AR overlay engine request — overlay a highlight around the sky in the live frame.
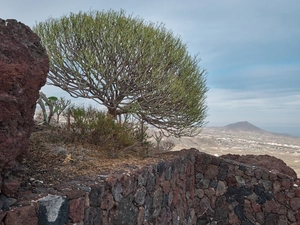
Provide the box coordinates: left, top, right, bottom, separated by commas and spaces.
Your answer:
1, 0, 300, 136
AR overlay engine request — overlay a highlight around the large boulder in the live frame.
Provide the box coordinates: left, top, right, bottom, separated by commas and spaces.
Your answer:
220, 154, 297, 179
0, 19, 48, 172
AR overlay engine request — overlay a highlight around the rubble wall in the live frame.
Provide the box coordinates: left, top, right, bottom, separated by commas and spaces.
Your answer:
1, 149, 300, 224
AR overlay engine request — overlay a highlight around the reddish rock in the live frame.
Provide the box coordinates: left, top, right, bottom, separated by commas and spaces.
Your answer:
4, 205, 38, 225
295, 188, 300, 198
277, 205, 287, 215
282, 179, 291, 190
220, 154, 297, 179
61, 189, 86, 199
69, 197, 85, 223
0, 211, 6, 221
228, 211, 240, 225
194, 189, 204, 199
0, 19, 48, 172
204, 188, 215, 198
269, 171, 278, 180
2, 178, 20, 197
226, 176, 238, 187
195, 163, 207, 174
204, 165, 219, 179
252, 202, 261, 213
275, 192, 286, 205
263, 200, 281, 213
173, 187, 179, 208
120, 174, 135, 197
100, 193, 115, 210
295, 209, 300, 222
137, 206, 145, 225
273, 180, 282, 193
244, 200, 256, 223
189, 180, 195, 200
287, 210, 296, 222
162, 180, 170, 194
290, 198, 300, 211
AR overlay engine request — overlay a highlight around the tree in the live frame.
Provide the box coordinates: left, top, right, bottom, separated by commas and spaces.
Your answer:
37, 92, 59, 124
55, 97, 71, 124
37, 92, 71, 124
33, 10, 208, 137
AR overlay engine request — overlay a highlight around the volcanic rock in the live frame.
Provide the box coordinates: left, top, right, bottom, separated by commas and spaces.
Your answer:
220, 154, 297, 179
0, 19, 48, 172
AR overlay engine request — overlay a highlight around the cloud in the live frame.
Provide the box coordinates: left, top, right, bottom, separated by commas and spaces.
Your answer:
166, 1, 300, 69
1, 0, 299, 135
207, 63, 300, 93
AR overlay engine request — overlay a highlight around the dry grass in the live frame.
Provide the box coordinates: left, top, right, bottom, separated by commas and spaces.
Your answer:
13, 124, 169, 191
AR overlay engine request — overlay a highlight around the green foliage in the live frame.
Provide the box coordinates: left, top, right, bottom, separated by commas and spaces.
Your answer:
37, 92, 59, 124
34, 9, 208, 137
69, 105, 136, 149
37, 92, 71, 124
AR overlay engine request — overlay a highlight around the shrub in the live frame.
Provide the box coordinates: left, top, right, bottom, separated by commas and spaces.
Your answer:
69, 105, 136, 155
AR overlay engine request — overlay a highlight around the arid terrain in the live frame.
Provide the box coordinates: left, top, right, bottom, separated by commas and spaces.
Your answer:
158, 121, 300, 177
15, 120, 299, 192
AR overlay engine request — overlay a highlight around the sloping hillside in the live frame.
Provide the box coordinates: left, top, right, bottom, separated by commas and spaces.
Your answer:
225, 121, 265, 133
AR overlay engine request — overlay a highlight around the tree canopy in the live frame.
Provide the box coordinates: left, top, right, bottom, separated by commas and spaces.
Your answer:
33, 10, 208, 137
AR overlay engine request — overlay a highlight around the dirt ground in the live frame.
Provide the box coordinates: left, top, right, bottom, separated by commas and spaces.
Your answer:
13, 125, 168, 191
12, 125, 300, 192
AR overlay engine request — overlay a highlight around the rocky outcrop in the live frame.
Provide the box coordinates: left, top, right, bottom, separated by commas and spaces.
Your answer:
220, 154, 298, 179
1, 149, 300, 224
0, 19, 48, 172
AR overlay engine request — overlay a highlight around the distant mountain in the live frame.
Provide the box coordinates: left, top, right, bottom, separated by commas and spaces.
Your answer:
224, 121, 265, 133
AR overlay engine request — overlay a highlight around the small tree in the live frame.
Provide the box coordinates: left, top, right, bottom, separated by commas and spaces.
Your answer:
37, 92, 59, 124
55, 97, 71, 124
34, 10, 208, 137
153, 131, 163, 150
37, 92, 71, 124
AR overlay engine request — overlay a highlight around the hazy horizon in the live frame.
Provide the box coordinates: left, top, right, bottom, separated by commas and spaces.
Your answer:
206, 121, 300, 137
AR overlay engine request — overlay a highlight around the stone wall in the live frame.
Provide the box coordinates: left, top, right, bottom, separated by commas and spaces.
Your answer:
194, 152, 300, 224
1, 149, 300, 224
